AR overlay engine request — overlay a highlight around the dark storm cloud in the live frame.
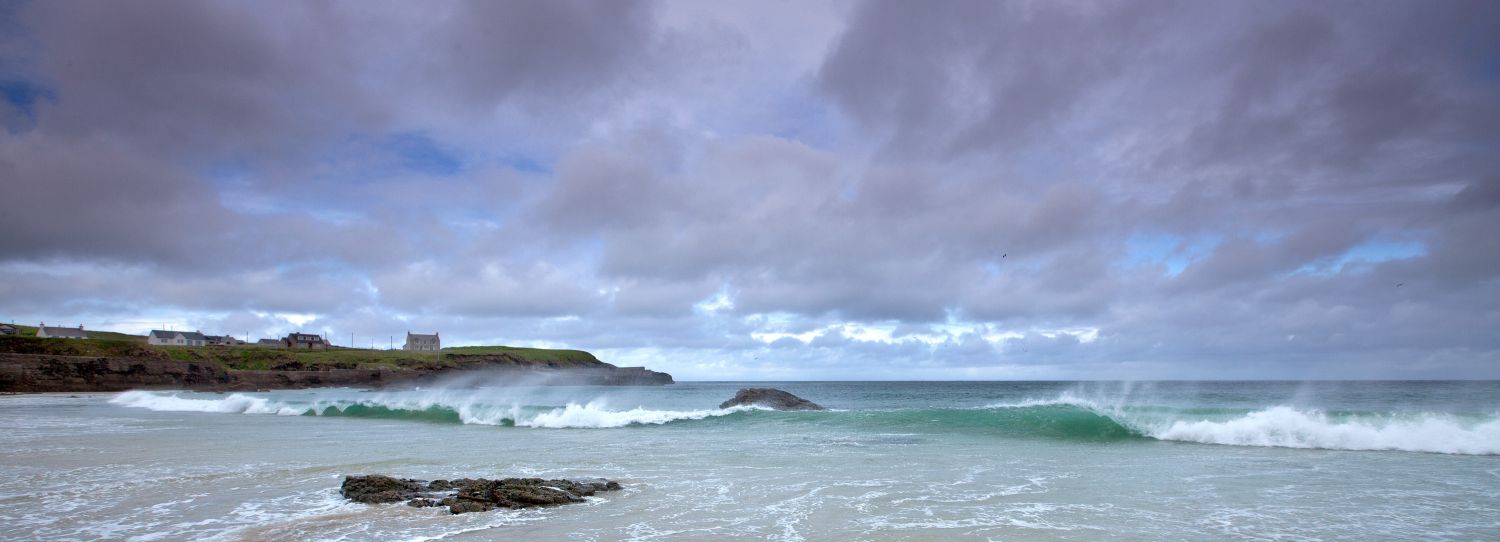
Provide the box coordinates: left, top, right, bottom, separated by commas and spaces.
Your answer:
0, 0, 662, 267
2, 0, 1497, 378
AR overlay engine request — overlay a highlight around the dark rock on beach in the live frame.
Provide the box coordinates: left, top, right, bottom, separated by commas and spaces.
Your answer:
341, 475, 622, 515
719, 388, 826, 411
340, 475, 429, 504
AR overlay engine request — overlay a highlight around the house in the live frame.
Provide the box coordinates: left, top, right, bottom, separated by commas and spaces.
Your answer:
36, 323, 88, 339
0, 324, 17, 335
148, 330, 208, 346
283, 332, 330, 350
403, 331, 440, 352
206, 335, 241, 346
256, 338, 283, 347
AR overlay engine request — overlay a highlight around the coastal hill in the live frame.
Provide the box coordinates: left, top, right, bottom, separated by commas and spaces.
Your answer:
0, 326, 672, 391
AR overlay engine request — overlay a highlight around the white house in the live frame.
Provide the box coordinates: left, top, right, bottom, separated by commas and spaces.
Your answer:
148, 330, 208, 346
37, 323, 88, 339
404, 331, 440, 351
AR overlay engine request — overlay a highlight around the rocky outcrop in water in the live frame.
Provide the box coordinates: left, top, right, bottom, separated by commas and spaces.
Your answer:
719, 388, 826, 411
341, 475, 621, 514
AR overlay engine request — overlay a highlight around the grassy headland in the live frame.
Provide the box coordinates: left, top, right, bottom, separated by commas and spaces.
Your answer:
0, 328, 609, 371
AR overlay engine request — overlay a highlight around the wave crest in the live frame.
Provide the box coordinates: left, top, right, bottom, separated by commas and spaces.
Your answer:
1151, 406, 1500, 455
109, 390, 1500, 454
985, 395, 1500, 455
109, 391, 751, 429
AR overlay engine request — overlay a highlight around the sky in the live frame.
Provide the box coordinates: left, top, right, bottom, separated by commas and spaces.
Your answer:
1, 0, 1497, 380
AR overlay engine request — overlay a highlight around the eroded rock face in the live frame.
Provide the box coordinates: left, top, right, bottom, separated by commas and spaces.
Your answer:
718, 388, 826, 411
341, 475, 622, 514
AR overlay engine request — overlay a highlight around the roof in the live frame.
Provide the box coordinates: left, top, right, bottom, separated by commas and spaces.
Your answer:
407, 333, 439, 340
39, 326, 88, 338
287, 333, 325, 342
257, 339, 281, 344
150, 330, 207, 341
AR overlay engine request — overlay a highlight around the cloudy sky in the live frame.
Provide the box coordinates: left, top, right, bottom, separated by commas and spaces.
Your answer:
2, 0, 1497, 380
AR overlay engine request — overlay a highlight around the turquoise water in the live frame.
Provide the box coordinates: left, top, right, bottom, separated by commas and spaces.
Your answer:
2, 381, 1498, 540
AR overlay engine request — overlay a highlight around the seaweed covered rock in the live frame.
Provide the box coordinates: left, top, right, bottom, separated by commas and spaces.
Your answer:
340, 475, 622, 514
718, 388, 826, 411
340, 475, 427, 503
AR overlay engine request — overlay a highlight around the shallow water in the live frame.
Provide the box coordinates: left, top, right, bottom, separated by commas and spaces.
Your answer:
3, 381, 1498, 541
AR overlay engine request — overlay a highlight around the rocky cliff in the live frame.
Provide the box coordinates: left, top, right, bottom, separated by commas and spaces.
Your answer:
0, 353, 672, 392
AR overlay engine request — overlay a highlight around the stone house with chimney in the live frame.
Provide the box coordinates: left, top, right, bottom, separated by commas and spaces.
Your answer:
36, 323, 88, 339
404, 331, 440, 352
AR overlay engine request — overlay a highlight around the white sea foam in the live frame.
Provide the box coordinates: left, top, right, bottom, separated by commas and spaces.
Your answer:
109, 391, 753, 429
518, 401, 756, 428
109, 390, 305, 416
1151, 406, 1500, 455
986, 393, 1500, 455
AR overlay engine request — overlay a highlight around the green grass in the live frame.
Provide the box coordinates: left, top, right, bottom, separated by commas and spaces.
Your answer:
0, 334, 609, 371
442, 345, 601, 366
0, 335, 161, 358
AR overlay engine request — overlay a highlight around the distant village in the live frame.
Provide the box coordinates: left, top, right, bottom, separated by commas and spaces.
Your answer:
1, 322, 443, 352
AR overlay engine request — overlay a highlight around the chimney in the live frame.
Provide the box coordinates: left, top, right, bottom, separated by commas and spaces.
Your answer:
79, 324, 85, 330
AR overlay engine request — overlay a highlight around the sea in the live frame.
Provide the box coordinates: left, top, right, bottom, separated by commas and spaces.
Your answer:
2, 380, 1498, 541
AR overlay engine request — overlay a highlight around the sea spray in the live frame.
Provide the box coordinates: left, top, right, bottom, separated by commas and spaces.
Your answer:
983, 392, 1500, 454
1152, 406, 1500, 454
109, 390, 755, 429
109, 390, 304, 416
107, 385, 1500, 454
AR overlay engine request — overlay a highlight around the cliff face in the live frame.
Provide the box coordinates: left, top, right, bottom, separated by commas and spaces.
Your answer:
0, 353, 672, 392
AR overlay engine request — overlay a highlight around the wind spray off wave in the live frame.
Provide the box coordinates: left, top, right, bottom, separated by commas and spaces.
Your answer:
108, 387, 1500, 454
983, 394, 1500, 455
109, 390, 756, 429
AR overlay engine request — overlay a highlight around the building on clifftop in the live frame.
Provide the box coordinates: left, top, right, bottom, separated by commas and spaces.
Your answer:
404, 331, 440, 351
148, 330, 208, 346
284, 332, 330, 350
37, 323, 88, 339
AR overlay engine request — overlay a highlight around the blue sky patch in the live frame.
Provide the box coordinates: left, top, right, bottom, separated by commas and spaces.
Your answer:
381, 132, 463, 176
1125, 233, 1223, 276
1, 79, 56, 131
1295, 238, 1427, 276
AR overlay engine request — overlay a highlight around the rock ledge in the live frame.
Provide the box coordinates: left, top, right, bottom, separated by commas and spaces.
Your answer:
341, 474, 621, 514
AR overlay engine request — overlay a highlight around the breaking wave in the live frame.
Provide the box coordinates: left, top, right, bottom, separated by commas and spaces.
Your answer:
980, 394, 1500, 455
1148, 406, 1500, 455
109, 391, 1500, 454
109, 391, 755, 429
